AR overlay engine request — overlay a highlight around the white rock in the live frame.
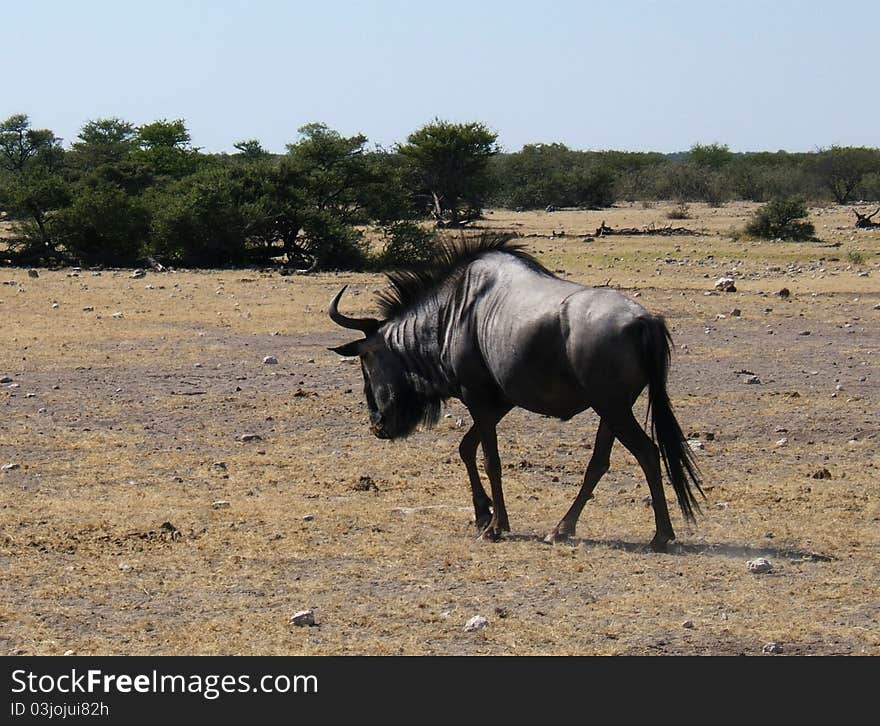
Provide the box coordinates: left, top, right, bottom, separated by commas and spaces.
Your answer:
1, 463, 20, 472
464, 615, 489, 632
687, 440, 704, 451
112, 311, 124, 319
262, 355, 278, 365
776, 438, 788, 446
130, 269, 146, 279
747, 558, 772, 574
290, 609, 316, 627
762, 642, 783, 654
212, 500, 231, 509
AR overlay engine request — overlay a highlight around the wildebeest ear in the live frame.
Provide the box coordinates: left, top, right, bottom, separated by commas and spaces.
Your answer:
328, 340, 362, 357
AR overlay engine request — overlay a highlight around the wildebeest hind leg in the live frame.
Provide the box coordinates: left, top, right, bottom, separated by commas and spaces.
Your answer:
545, 420, 614, 543
602, 408, 675, 552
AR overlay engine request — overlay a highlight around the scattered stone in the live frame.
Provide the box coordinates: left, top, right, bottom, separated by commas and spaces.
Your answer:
687, 440, 704, 451
262, 355, 278, 365
51, 303, 59, 309
464, 615, 489, 632
27, 269, 39, 278
212, 461, 228, 471
776, 437, 788, 447
0, 376, 11, 384
112, 311, 124, 319
744, 375, 761, 384
212, 500, 231, 509
747, 558, 773, 574
353, 475, 379, 492
63, 649, 75, 656
714, 277, 736, 292
777, 288, 790, 298
38, 407, 47, 414
160, 521, 181, 540
130, 269, 146, 279
799, 330, 811, 336
641, 495, 653, 507
682, 620, 695, 629
730, 308, 741, 317
290, 609, 316, 627
1, 463, 20, 472
762, 642, 783, 654
82, 306, 94, 312
811, 468, 832, 480
302, 514, 314, 521
238, 433, 262, 442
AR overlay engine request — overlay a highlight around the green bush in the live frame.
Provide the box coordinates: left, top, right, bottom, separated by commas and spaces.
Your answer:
375, 221, 438, 269
745, 197, 815, 240
53, 181, 148, 265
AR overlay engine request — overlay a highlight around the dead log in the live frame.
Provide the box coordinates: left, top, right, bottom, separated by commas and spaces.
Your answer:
853, 207, 880, 229
595, 221, 702, 237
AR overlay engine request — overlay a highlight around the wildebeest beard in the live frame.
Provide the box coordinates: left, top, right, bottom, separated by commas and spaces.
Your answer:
383, 373, 444, 439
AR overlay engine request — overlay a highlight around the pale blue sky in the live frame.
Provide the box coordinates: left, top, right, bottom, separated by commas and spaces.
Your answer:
3, 0, 877, 153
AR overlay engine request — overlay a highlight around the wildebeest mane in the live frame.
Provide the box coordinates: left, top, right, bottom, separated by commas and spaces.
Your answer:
375, 232, 550, 320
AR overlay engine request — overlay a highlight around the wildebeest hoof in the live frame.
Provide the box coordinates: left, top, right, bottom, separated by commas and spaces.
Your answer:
475, 514, 493, 532
478, 527, 502, 542
544, 522, 575, 544
650, 533, 675, 552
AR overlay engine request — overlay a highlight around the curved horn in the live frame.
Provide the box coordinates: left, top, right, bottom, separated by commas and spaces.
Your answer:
328, 286, 380, 334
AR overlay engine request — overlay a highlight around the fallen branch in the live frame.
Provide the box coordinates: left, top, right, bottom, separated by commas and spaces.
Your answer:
594, 221, 702, 237
853, 207, 880, 229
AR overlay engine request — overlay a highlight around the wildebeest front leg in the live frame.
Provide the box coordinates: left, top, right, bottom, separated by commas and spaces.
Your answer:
459, 424, 493, 531
473, 419, 510, 541
545, 419, 614, 543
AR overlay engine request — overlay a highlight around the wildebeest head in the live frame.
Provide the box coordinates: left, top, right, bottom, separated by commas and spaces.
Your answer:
328, 286, 433, 440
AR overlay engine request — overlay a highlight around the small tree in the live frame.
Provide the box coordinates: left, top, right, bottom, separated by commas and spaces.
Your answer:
815, 146, 880, 204
0, 114, 69, 261
135, 118, 200, 179
69, 118, 139, 170
399, 120, 499, 226
689, 143, 733, 170
745, 197, 815, 240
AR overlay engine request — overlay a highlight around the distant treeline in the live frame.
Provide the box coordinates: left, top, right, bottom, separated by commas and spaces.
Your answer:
2, 113, 878, 269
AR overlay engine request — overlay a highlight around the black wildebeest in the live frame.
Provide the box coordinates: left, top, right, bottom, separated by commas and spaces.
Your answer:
329, 234, 703, 551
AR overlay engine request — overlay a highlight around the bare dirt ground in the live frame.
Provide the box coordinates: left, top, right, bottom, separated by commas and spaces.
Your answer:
1, 202, 878, 655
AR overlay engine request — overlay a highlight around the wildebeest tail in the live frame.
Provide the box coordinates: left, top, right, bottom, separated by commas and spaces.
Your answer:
641, 315, 704, 522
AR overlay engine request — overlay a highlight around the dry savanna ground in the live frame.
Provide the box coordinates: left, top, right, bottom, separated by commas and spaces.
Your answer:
1, 202, 878, 655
